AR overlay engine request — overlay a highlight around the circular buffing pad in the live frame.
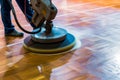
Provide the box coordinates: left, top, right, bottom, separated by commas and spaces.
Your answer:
23, 33, 76, 54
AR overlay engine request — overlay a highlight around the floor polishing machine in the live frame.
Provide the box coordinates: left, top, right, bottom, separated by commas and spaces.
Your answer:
7, 0, 81, 54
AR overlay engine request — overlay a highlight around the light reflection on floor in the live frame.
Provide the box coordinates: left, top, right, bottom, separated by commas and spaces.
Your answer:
0, 0, 120, 80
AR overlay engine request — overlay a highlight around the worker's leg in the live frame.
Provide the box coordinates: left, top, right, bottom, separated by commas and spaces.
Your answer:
1, 0, 15, 34
16, 0, 33, 22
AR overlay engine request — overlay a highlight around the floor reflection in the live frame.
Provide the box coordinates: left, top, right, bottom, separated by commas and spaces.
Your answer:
2, 50, 74, 80
1, 0, 120, 80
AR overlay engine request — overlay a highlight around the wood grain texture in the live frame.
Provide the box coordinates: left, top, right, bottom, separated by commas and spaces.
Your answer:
0, 0, 120, 80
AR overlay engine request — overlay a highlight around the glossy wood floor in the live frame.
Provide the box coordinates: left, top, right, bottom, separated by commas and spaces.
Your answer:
0, 0, 120, 80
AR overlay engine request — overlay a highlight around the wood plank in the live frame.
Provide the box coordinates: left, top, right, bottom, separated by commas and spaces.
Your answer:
0, 0, 120, 80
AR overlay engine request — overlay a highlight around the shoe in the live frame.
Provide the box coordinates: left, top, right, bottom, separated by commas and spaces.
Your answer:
5, 30, 24, 37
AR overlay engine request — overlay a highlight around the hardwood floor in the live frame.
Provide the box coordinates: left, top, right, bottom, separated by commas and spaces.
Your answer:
0, 0, 120, 80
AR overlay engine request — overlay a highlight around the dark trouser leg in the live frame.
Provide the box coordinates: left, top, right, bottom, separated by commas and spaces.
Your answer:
15, 0, 35, 27
1, 0, 14, 34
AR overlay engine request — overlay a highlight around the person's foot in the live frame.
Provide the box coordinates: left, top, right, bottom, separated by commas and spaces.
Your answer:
5, 30, 24, 37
